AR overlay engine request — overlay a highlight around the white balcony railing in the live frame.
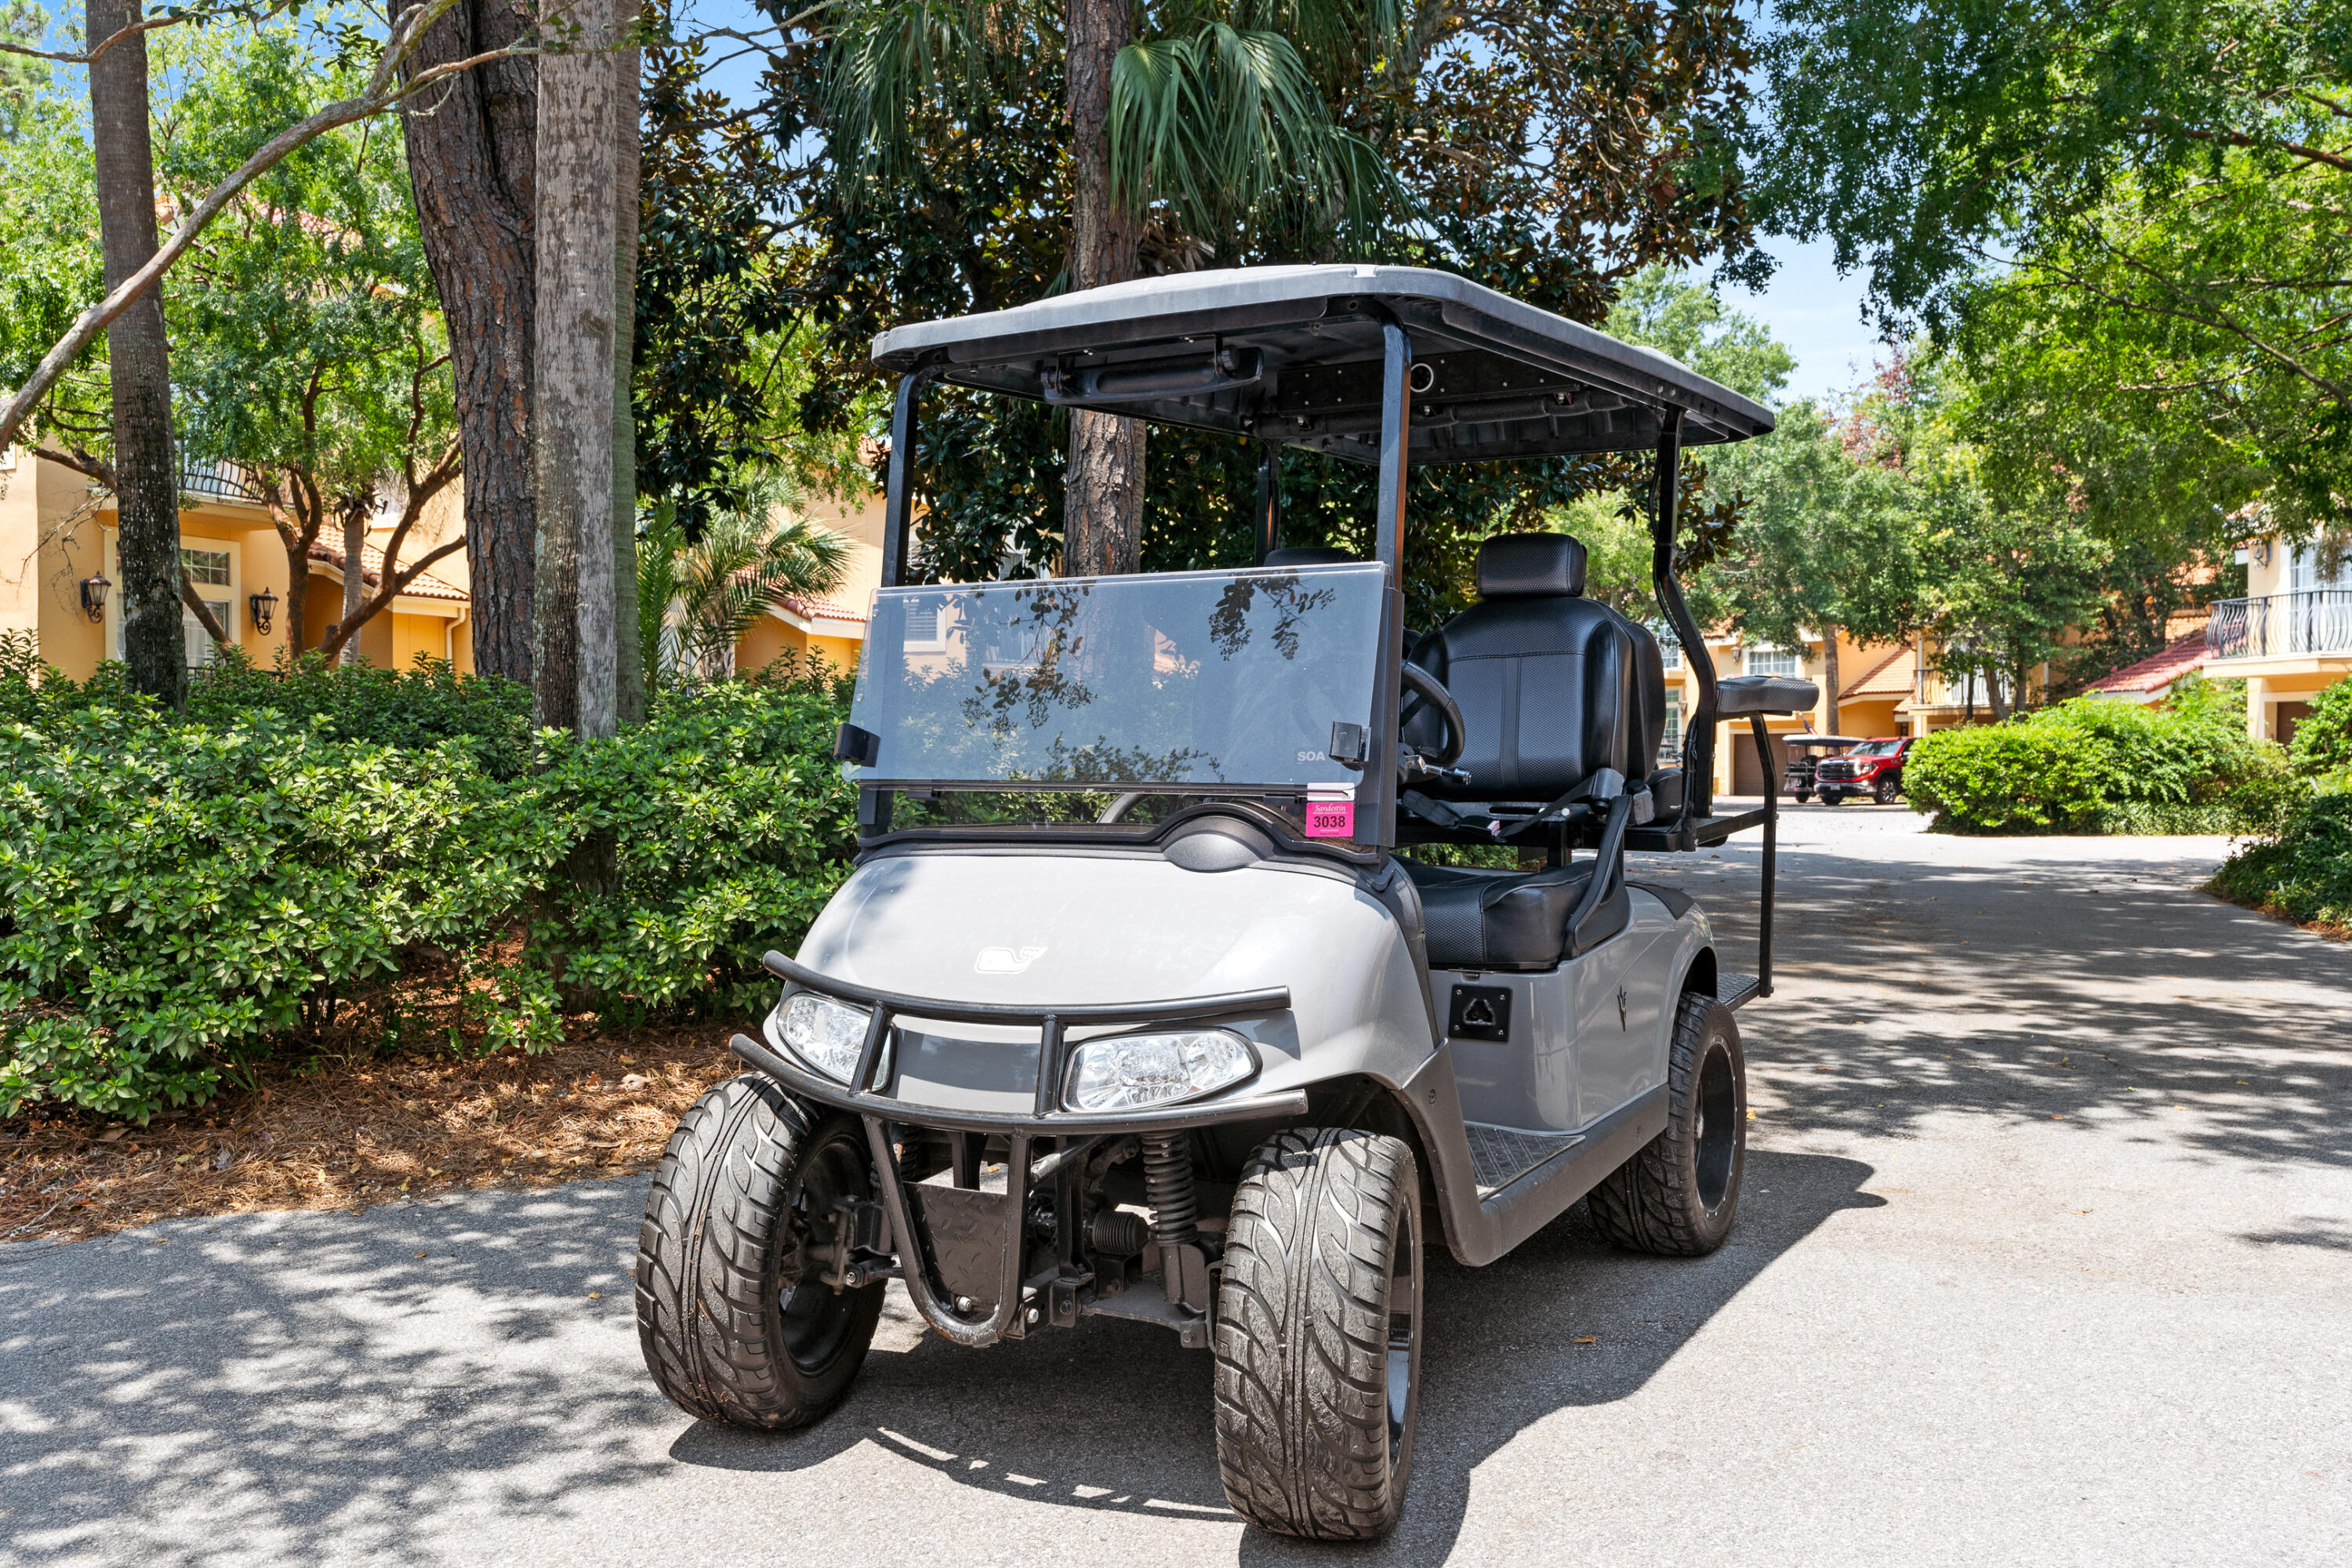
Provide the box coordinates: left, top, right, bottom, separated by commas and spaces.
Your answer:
2207, 591, 2352, 660
1914, 669, 1991, 708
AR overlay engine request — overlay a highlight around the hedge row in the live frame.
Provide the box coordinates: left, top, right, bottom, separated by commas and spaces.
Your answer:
2212, 674, 2352, 929
0, 640, 855, 1120
1901, 680, 2292, 835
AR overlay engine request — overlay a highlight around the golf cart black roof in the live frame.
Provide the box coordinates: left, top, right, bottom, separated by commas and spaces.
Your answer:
870, 265, 1774, 466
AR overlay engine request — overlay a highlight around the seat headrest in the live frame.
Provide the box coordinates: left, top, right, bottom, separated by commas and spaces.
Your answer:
1262, 545, 1357, 568
1476, 533, 1586, 599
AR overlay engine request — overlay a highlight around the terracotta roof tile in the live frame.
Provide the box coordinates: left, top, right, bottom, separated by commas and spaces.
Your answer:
775, 592, 867, 626
1839, 643, 1916, 699
2087, 633, 2210, 695
307, 539, 468, 603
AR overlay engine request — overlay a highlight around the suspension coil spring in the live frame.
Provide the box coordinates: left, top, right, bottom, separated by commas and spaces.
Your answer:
1140, 1132, 1199, 1248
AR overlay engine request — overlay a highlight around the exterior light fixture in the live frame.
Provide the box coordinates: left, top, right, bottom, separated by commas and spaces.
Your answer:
248, 586, 277, 635
78, 571, 110, 624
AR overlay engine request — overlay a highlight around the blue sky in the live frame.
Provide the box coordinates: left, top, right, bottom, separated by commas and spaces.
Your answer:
1721, 237, 1888, 405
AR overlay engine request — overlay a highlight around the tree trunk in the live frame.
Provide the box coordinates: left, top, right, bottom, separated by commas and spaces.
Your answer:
88, 0, 181, 705
612, 34, 643, 726
1062, 0, 1145, 577
281, 538, 310, 654
339, 499, 369, 665
1987, 663, 2011, 722
1820, 626, 1841, 735
397, 0, 537, 686
532, 0, 622, 738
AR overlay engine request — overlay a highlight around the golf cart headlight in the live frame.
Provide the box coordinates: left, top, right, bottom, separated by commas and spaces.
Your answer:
1065, 1029, 1257, 1112
779, 992, 873, 1083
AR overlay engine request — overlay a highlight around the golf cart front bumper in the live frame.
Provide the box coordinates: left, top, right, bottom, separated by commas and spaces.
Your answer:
728, 950, 1303, 1348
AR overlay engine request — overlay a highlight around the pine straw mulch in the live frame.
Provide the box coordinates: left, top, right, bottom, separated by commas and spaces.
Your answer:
0, 1026, 750, 1245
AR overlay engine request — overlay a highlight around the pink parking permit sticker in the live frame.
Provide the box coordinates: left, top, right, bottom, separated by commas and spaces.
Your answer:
1305, 799, 1356, 838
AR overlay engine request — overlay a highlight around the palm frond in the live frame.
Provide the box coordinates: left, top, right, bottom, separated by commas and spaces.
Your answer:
637, 476, 856, 685
822, 1, 1044, 196
1109, 21, 1403, 252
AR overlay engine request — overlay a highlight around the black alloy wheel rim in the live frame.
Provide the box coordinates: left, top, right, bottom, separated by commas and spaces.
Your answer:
1693, 1036, 1739, 1210
769, 1126, 871, 1374
1385, 1196, 1421, 1479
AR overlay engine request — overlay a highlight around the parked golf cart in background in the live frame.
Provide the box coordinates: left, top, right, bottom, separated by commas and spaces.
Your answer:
1815, 735, 1916, 804
1781, 735, 1862, 803
633, 266, 1815, 1542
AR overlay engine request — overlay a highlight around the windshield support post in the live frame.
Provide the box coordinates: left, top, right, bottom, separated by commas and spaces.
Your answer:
882, 368, 935, 590
866, 367, 937, 839
1650, 408, 1714, 823
1367, 321, 1413, 849
1252, 443, 1281, 564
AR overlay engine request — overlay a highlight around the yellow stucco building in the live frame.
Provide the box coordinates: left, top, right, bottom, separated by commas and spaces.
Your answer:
2, 452, 470, 680
2209, 535, 2352, 746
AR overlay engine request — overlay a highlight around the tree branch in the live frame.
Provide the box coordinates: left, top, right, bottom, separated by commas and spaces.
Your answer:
314, 536, 466, 661
32, 445, 114, 488
0, 1, 548, 456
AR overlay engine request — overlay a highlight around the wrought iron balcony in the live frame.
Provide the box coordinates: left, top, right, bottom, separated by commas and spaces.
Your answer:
179, 459, 267, 503
2206, 591, 2352, 660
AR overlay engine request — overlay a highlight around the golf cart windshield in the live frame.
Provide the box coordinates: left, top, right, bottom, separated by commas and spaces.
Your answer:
844, 562, 1386, 792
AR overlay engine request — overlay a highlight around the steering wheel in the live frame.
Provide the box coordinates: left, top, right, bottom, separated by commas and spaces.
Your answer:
1397, 662, 1465, 768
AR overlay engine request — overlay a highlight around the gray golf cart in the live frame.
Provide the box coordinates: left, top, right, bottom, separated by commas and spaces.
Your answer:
634, 266, 1816, 1541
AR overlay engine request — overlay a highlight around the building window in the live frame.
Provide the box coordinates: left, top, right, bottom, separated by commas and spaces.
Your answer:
181, 546, 232, 586
1652, 623, 1681, 670
1661, 689, 1682, 767
902, 603, 949, 651
1745, 644, 1798, 678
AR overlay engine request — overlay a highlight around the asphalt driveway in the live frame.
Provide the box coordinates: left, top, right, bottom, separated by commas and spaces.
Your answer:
5, 808, 2349, 1566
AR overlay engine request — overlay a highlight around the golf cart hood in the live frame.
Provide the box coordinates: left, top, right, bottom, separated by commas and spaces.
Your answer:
789, 848, 1436, 1109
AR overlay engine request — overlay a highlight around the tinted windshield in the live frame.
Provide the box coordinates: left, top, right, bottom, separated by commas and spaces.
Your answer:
844, 563, 1387, 790
1851, 740, 1904, 757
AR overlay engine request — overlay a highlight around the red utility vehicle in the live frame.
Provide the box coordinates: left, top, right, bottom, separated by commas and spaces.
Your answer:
1811, 736, 1915, 805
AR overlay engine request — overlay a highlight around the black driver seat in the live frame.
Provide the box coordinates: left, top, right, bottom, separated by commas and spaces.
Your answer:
1399, 534, 1666, 971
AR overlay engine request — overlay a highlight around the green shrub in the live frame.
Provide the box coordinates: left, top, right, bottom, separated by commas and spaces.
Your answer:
1904, 678, 2286, 835
0, 641, 855, 1120
2288, 675, 2352, 775
2212, 789, 2352, 931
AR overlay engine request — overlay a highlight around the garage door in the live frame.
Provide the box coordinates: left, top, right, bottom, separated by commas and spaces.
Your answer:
1730, 731, 1783, 797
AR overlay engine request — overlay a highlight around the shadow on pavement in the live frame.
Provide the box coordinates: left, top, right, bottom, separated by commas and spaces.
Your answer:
1632, 834, 2352, 1170
662, 1149, 1883, 1562
0, 1182, 669, 1566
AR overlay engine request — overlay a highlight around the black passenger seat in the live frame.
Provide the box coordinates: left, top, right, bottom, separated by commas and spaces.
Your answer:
1399, 533, 1670, 969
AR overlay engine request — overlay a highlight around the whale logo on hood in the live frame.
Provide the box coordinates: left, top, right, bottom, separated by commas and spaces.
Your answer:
974, 945, 1048, 975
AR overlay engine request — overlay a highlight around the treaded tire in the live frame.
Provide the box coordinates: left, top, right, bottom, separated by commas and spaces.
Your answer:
636, 1073, 884, 1429
1588, 993, 1746, 1256
1875, 775, 1900, 804
1213, 1127, 1423, 1541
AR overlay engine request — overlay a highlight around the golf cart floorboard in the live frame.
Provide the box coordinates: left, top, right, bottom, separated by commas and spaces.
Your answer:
1718, 973, 1762, 1011
1463, 1122, 1584, 1200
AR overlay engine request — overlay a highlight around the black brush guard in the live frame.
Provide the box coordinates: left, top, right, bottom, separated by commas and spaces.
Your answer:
731, 950, 1299, 1347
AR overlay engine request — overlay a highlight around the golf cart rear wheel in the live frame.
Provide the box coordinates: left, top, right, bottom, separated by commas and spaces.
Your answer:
1588, 993, 1746, 1257
635, 1074, 884, 1430
1214, 1128, 1423, 1541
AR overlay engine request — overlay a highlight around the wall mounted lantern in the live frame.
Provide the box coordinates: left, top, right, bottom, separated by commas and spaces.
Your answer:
78, 572, 110, 624
248, 586, 278, 636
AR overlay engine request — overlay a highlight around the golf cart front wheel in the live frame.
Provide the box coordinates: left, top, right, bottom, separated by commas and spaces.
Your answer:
1214, 1127, 1423, 1541
1588, 993, 1746, 1256
636, 1074, 885, 1430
